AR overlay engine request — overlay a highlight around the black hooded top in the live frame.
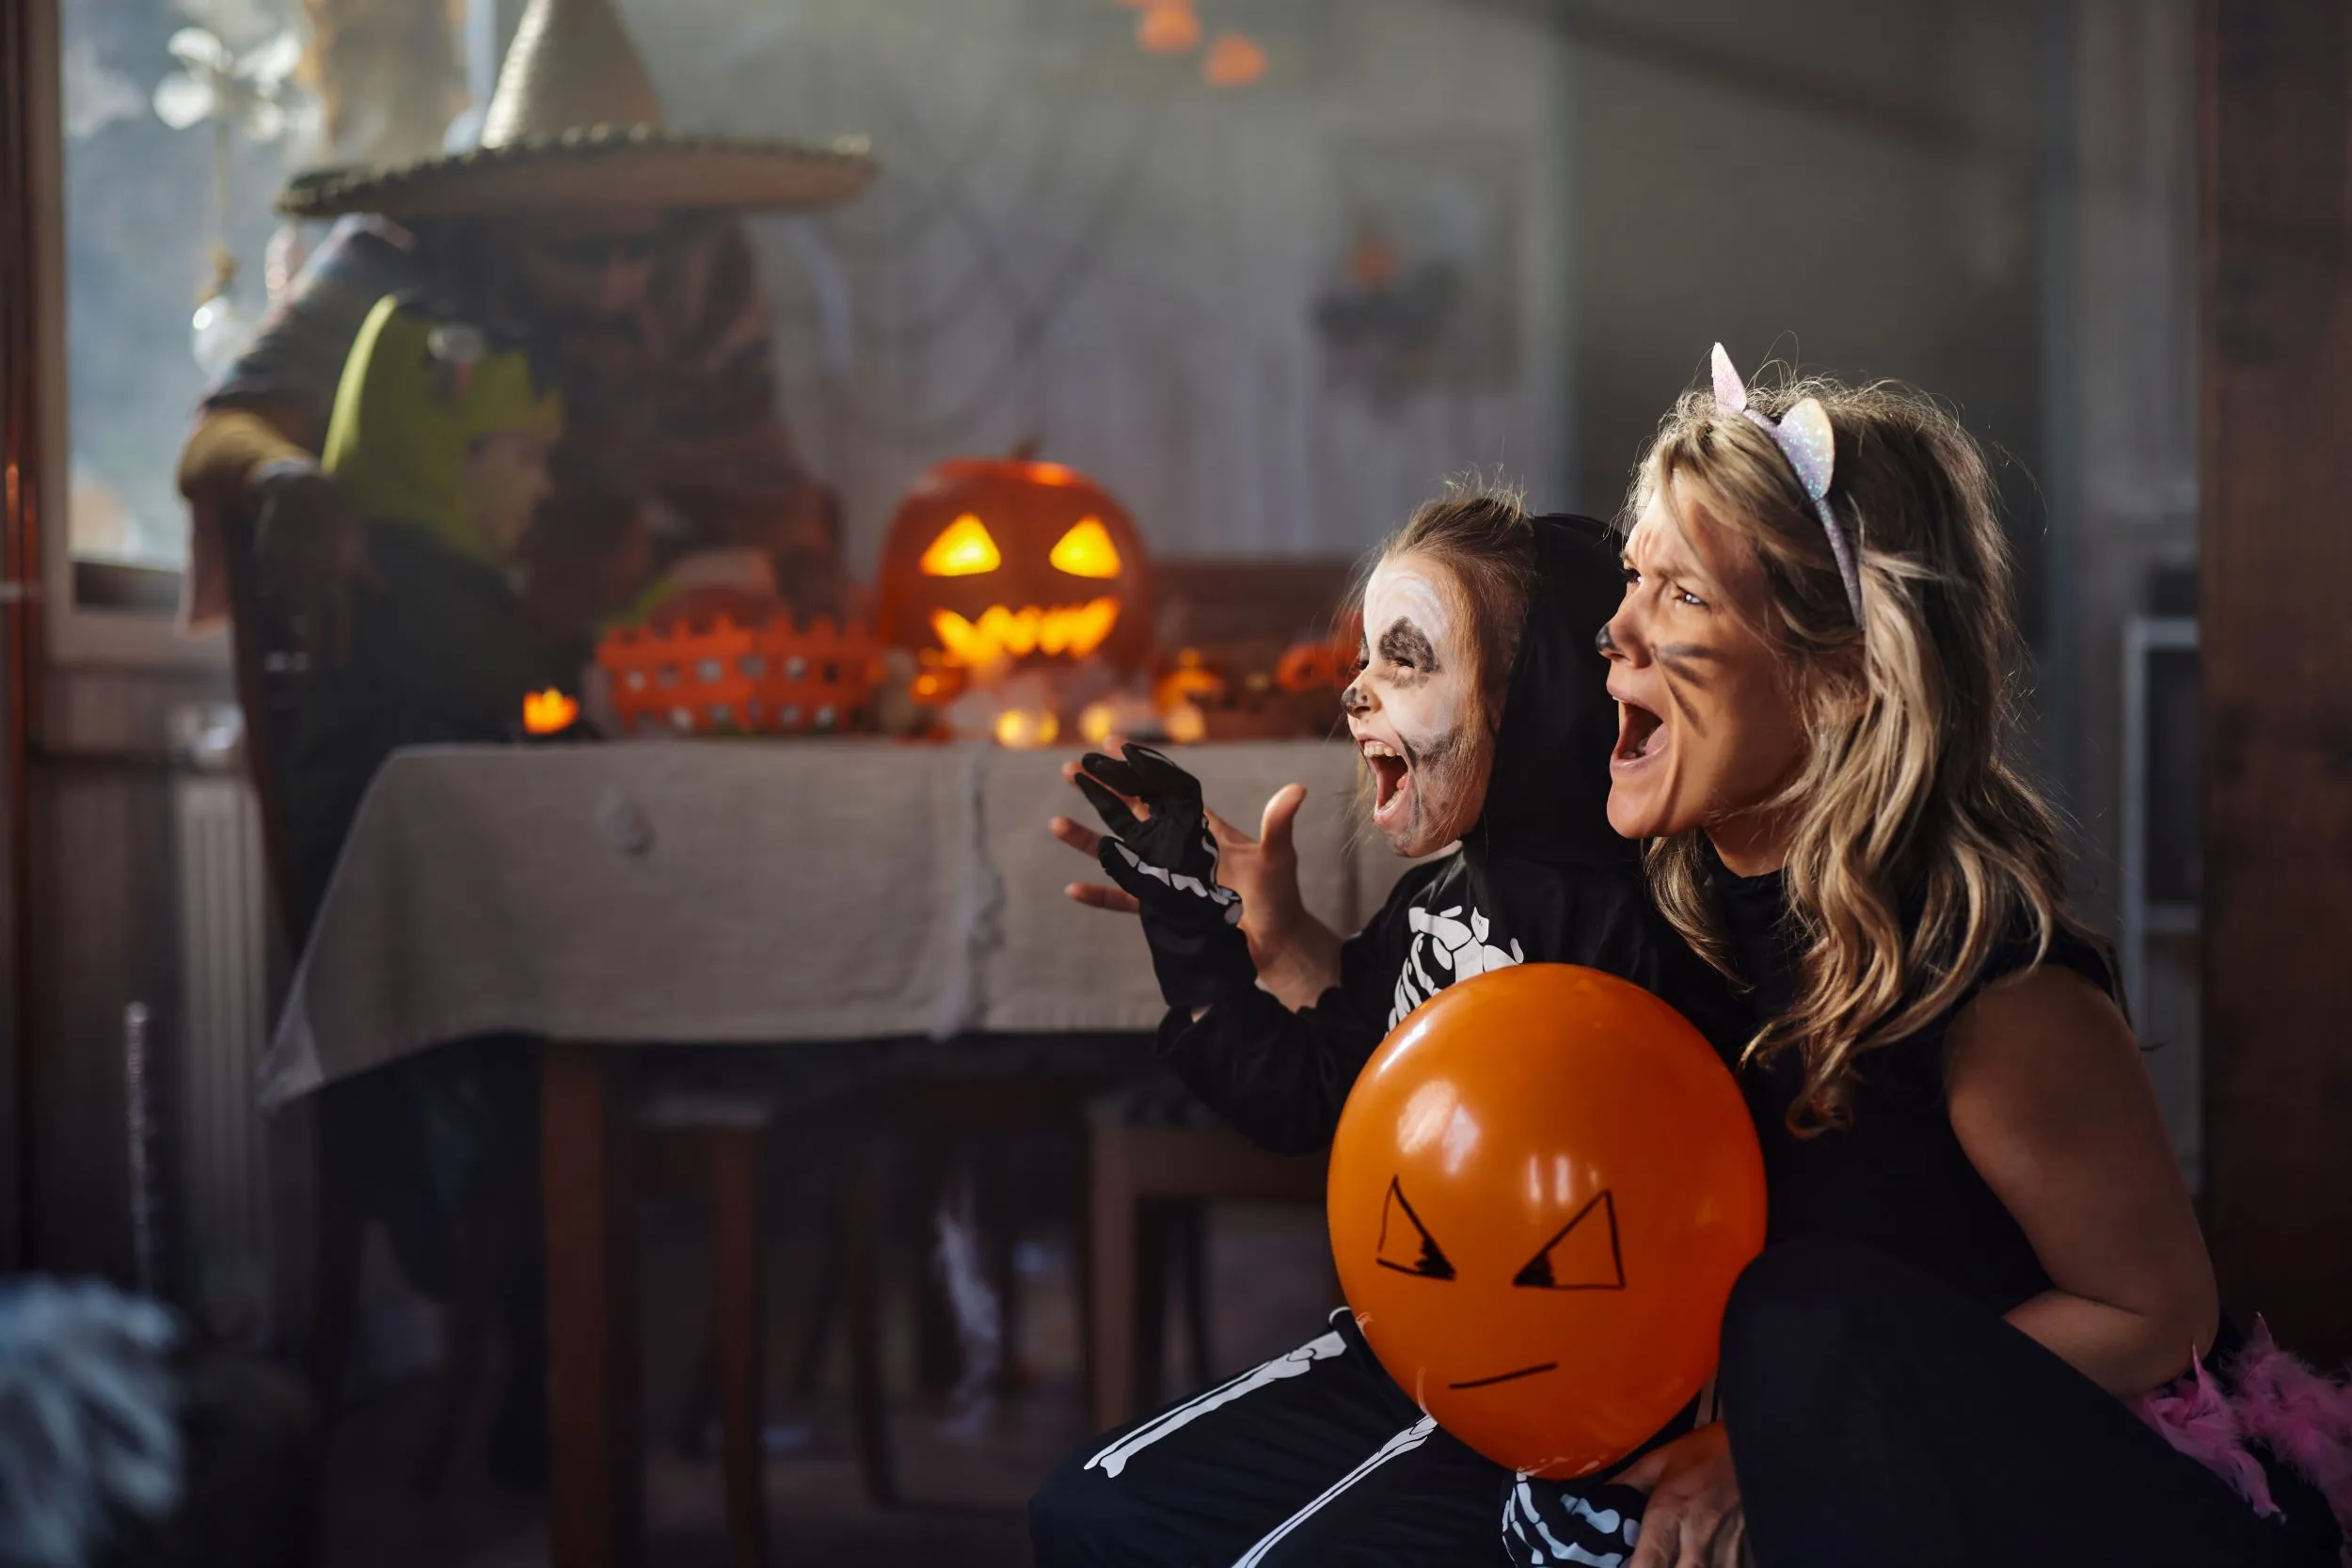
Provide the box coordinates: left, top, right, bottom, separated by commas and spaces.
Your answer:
1155, 514, 1740, 1154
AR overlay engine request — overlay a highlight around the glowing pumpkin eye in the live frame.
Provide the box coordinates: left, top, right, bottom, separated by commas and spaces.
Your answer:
920, 515, 1002, 578
1050, 517, 1122, 579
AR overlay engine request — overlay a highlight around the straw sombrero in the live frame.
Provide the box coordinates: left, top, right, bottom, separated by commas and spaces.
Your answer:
277, 0, 873, 219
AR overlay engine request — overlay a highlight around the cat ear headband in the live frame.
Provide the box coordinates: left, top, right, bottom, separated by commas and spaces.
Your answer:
1709, 343, 1864, 629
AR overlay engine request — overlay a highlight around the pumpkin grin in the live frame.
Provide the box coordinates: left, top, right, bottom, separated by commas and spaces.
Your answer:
930, 599, 1122, 665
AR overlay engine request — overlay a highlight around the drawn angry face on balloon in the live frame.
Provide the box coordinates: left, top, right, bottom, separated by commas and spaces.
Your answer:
1327, 963, 1765, 1479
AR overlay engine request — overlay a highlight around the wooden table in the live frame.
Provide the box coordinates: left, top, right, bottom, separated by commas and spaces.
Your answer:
263, 739, 1406, 1568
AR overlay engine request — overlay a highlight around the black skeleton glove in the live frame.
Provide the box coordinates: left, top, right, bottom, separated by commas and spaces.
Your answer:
1075, 743, 1258, 1009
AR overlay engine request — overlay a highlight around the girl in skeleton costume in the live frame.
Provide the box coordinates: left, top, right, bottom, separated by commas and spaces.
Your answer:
1590, 348, 2349, 1568
1032, 492, 1741, 1567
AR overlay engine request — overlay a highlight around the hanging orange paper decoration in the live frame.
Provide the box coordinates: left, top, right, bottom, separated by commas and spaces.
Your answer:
1201, 32, 1267, 87
1136, 1, 1201, 55
876, 457, 1153, 677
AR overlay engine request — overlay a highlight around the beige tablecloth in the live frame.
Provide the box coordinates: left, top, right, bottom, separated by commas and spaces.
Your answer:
261, 739, 1404, 1106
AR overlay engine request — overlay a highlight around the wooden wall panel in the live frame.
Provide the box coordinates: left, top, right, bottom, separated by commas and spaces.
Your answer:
2201, 0, 2352, 1361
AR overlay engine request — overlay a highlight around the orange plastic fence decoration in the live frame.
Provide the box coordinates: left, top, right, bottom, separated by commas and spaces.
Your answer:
595, 614, 878, 736
522, 688, 580, 736
1327, 963, 1765, 1479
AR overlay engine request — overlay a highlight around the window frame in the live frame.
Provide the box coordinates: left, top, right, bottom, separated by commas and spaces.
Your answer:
30, 0, 226, 672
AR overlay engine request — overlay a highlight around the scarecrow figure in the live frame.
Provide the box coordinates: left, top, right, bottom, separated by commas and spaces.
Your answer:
176, 0, 874, 658
170, 0, 872, 1491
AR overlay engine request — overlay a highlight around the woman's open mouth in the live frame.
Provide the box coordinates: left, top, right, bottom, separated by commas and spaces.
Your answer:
1611, 700, 1666, 774
1362, 737, 1413, 828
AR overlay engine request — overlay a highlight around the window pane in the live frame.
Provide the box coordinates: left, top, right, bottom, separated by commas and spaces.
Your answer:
59, 0, 308, 571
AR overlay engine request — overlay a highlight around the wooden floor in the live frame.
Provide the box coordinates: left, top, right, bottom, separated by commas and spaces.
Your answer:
315, 1194, 1335, 1568
320, 1378, 1060, 1567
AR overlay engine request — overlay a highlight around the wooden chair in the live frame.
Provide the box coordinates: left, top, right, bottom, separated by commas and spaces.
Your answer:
799, 1064, 1115, 1510
1083, 1082, 1328, 1432
216, 500, 369, 1418
794, 1059, 1325, 1474
219, 501, 773, 1564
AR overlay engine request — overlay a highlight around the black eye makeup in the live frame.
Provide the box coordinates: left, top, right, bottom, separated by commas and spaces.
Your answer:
1376, 620, 1439, 675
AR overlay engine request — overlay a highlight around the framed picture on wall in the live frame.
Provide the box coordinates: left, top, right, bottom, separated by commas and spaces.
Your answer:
1311, 133, 1522, 401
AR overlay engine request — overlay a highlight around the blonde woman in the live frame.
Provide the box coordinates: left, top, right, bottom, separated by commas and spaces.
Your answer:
1587, 347, 2348, 1568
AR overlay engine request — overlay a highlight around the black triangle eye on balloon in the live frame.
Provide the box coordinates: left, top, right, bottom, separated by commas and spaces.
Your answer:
1513, 1190, 1626, 1291
1375, 1178, 1456, 1280
1373, 1178, 1626, 1291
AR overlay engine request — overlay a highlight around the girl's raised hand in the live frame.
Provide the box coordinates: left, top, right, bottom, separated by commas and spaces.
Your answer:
1051, 752, 1339, 1007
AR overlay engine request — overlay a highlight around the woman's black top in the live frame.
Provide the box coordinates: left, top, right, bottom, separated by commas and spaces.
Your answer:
1709, 846, 2119, 1317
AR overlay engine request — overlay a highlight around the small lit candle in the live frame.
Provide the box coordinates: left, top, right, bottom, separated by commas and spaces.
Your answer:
523, 688, 580, 736
1078, 701, 1119, 748
993, 708, 1061, 750
1163, 703, 1207, 745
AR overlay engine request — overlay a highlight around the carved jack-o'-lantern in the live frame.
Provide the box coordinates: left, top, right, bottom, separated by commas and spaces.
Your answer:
876, 458, 1152, 677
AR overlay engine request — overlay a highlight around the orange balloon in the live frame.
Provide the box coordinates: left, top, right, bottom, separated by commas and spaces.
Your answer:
1327, 963, 1765, 1479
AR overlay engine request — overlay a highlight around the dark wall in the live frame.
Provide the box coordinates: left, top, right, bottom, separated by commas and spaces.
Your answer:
1564, 0, 2055, 643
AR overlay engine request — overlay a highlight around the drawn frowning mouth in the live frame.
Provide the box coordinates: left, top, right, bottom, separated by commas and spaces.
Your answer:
1447, 1361, 1558, 1390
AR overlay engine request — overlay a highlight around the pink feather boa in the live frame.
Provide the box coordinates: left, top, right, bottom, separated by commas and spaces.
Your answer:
2131, 1321, 2352, 1562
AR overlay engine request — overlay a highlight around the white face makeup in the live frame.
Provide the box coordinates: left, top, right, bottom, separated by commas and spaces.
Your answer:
1343, 554, 1495, 857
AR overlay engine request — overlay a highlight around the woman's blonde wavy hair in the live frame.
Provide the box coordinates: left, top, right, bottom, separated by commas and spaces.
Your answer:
1625, 364, 2088, 1131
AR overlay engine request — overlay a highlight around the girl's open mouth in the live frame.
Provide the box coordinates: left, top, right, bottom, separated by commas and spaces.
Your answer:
1612, 700, 1666, 772
1363, 737, 1413, 827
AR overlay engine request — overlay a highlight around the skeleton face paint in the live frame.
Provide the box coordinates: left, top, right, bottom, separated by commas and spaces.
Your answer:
1344, 554, 1495, 857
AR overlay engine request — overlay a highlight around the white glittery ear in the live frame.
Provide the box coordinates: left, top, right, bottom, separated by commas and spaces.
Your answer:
1777, 398, 1836, 503
1709, 342, 1748, 416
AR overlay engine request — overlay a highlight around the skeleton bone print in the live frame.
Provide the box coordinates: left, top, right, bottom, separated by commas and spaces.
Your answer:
1502, 1476, 1644, 1568
1110, 833, 1245, 924
1389, 901, 1525, 1027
